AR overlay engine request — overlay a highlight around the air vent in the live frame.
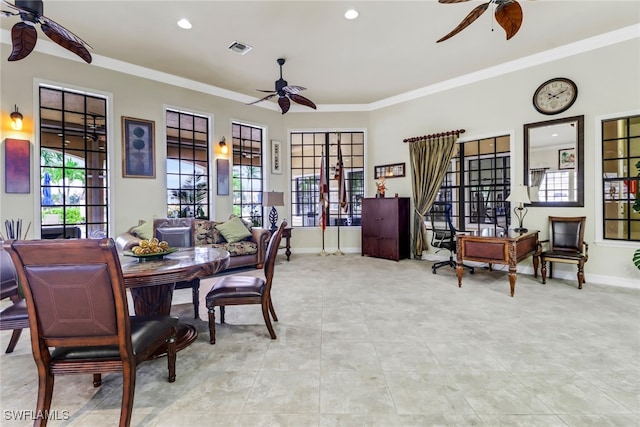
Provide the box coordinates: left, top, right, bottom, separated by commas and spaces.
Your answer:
228, 41, 252, 55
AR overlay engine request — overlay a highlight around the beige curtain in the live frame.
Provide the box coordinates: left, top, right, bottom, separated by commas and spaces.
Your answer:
409, 134, 459, 258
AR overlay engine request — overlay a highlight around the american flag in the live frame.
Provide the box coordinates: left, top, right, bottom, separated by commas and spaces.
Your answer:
318, 152, 328, 230
334, 133, 348, 213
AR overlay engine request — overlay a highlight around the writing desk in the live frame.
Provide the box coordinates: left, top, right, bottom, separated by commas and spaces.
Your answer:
120, 247, 230, 354
456, 229, 539, 297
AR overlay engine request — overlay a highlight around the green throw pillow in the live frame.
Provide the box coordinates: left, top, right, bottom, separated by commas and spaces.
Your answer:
217, 216, 252, 243
131, 220, 154, 240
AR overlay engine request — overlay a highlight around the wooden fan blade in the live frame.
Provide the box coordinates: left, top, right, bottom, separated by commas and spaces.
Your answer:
278, 96, 291, 114
247, 93, 277, 105
41, 19, 92, 63
436, 2, 490, 43
495, 0, 523, 40
282, 85, 307, 95
438, 0, 473, 3
290, 93, 317, 110
256, 89, 277, 93
8, 22, 37, 61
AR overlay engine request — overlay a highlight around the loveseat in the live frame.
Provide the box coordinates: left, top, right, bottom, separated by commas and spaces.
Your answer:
115, 216, 271, 270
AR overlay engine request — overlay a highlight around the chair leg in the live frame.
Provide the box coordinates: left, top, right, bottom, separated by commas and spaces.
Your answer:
167, 332, 177, 382
268, 298, 278, 322
119, 362, 136, 427
207, 307, 216, 344
5, 328, 23, 353
577, 263, 585, 290
261, 301, 277, 339
220, 306, 226, 323
541, 260, 547, 284
93, 373, 102, 387
191, 280, 200, 319
34, 370, 54, 427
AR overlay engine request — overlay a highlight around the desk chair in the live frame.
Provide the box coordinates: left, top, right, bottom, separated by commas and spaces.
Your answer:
206, 221, 286, 344
0, 244, 29, 353
3, 238, 178, 427
154, 218, 200, 318
538, 216, 588, 289
429, 203, 474, 275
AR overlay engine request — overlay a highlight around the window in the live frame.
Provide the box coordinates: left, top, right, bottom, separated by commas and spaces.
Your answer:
601, 114, 640, 241
39, 86, 109, 239
166, 110, 210, 218
290, 131, 365, 227
435, 135, 511, 231
232, 122, 264, 226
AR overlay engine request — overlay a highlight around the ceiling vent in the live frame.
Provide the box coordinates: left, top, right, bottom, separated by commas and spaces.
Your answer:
228, 41, 252, 55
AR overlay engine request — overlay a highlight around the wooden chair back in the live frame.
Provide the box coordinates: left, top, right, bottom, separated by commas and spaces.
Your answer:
548, 216, 586, 254
263, 220, 287, 287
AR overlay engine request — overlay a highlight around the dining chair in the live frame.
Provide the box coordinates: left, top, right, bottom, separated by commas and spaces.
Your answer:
538, 216, 588, 289
205, 220, 287, 344
0, 244, 29, 353
3, 238, 179, 427
429, 202, 474, 274
153, 218, 200, 318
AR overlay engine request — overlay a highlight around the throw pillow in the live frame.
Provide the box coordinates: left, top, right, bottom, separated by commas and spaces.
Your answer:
131, 219, 154, 240
228, 214, 253, 231
217, 216, 252, 243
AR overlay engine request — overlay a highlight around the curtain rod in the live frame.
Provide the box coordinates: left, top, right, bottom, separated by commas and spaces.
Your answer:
403, 129, 465, 143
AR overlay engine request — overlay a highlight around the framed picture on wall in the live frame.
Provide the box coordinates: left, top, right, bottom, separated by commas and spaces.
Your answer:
217, 159, 230, 195
122, 116, 155, 178
4, 138, 31, 194
558, 148, 575, 170
271, 140, 282, 174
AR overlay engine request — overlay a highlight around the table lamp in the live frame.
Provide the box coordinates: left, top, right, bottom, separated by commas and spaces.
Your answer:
506, 185, 531, 233
262, 191, 284, 232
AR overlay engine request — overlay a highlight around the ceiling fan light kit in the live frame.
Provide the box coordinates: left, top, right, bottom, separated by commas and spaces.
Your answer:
247, 58, 317, 114
1, 0, 92, 63
436, 0, 523, 43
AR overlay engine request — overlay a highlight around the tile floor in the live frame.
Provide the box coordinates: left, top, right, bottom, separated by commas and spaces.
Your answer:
1, 253, 639, 426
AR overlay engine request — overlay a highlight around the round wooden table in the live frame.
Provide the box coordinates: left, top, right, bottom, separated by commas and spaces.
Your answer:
120, 247, 230, 354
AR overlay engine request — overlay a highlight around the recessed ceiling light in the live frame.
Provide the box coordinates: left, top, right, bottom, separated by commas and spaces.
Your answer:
344, 9, 359, 20
177, 18, 192, 29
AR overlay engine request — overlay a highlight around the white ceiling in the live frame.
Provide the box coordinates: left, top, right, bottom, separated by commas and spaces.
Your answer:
1, 1, 639, 110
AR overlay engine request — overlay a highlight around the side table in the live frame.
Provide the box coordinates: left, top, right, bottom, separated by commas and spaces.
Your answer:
282, 227, 292, 261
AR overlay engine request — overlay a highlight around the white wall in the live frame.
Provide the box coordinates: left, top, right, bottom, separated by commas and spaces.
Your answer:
1, 39, 639, 287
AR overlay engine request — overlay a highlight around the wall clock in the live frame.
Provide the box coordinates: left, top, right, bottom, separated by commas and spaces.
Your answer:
532, 77, 578, 115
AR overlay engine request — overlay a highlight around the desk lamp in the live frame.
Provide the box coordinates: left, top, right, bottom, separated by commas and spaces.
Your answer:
506, 185, 531, 233
262, 191, 284, 232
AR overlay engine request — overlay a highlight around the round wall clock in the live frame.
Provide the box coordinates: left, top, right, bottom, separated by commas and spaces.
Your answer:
532, 77, 578, 115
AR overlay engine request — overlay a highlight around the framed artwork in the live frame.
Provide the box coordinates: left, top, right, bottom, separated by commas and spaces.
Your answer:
217, 159, 230, 195
374, 162, 405, 179
122, 116, 155, 178
558, 148, 575, 170
271, 140, 282, 174
4, 138, 30, 194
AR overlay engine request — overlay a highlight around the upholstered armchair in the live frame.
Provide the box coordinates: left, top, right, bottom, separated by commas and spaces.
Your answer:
538, 216, 588, 289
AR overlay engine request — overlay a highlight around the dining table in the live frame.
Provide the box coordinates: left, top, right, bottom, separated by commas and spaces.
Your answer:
119, 246, 230, 355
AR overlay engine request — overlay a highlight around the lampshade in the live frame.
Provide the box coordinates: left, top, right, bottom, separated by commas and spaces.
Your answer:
262, 191, 284, 207
506, 185, 531, 206
10, 105, 23, 131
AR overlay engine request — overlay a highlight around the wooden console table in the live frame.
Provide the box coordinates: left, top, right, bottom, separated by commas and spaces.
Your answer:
456, 230, 539, 297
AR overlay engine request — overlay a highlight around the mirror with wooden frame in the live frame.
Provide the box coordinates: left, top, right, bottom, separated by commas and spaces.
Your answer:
524, 115, 584, 207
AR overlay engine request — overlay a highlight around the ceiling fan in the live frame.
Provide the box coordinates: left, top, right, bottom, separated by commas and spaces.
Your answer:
248, 58, 316, 114
436, 0, 523, 43
0, 0, 92, 63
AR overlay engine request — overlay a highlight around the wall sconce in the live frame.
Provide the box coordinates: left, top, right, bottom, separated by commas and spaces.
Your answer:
219, 137, 228, 154
10, 105, 23, 131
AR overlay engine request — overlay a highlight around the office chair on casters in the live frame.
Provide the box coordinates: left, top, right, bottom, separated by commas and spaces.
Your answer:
429, 202, 474, 275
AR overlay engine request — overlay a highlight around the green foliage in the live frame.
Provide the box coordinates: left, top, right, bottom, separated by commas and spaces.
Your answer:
43, 207, 84, 224
634, 249, 640, 271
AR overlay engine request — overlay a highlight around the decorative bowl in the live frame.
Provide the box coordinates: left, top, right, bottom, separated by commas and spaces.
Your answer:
123, 247, 178, 261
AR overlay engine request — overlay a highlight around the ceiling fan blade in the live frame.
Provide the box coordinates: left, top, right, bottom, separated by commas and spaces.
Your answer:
8, 21, 37, 61
246, 93, 277, 105
289, 93, 317, 110
438, 0, 473, 3
278, 96, 291, 114
495, 0, 523, 40
256, 89, 277, 93
41, 18, 92, 63
282, 85, 307, 95
436, 2, 490, 43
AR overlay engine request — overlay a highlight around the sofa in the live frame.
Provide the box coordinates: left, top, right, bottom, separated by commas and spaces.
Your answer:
115, 216, 271, 270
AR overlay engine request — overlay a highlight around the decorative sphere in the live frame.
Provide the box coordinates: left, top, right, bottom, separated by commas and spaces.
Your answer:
132, 139, 145, 150
132, 126, 145, 138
